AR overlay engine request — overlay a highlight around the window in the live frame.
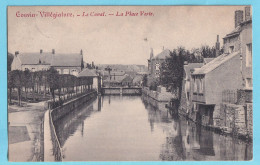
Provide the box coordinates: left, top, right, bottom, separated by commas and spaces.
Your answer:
71, 69, 78, 76
246, 43, 252, 67
193, 78, 197, 93
63, 69, 69, 74
56, 69, 61, 74
199, 79, 203, 93
246, 78, 252, 89
155, 63, 160, 71
31, 68, 35, 72
229, 46, 234, 53
187, 92, 190, 101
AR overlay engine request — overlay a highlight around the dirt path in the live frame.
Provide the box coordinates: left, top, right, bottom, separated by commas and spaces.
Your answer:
8, 101, 46, 162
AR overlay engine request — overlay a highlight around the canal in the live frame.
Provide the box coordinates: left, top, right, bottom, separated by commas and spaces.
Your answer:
53, 95, 252, 161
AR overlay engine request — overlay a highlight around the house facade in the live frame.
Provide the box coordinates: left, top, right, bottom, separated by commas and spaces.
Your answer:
189, 7, 252, 131
11, 49, 84, 76
179, 63, 203, 120
148, 48, 170, 78
147, 48, 171, 86
78, 68, 101, 92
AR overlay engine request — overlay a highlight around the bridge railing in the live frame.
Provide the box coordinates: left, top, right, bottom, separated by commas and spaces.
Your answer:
101, 87, 142, 95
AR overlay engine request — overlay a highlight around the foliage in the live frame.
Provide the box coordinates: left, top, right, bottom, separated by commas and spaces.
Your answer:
149, 80, 159, 91
160, 47, 184, 100
200, 45, 216, 58
47, 68, 60, 101
142, 74, 148, 87
8, 67, 94, 105
7, 53, 14, 71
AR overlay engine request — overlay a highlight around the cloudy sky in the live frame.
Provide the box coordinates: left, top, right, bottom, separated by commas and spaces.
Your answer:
8, 6, 247, 65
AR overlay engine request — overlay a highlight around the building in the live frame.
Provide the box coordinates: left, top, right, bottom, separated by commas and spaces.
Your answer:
121, 75, 133, 87
147, 48, 171, 86
102, 71, 128, 87
78, 68, 101, 92
223, 6, 252, 90
11, 49, 84, 76
148, 48, 171, 78
190, 7, 252, 132
179, 63, 203, 120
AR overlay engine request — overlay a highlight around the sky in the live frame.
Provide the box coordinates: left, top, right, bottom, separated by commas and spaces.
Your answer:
8, 6, 247, 65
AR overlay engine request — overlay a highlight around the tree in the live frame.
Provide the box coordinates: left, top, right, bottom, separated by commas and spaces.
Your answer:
8, 71, 16, 104
12, 70, 23, 106
142, 74, 148, 87
22, 70, 31, 101
47, 68, 60, 102
160, 48, 184, 103
7, 53, 14, 71
200, 45, 216, 58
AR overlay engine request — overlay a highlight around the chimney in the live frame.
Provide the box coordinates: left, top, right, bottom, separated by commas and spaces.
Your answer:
40, 49, 43, 54
15, 51, 19, 56
80, 49, 83, 55
52, 49, 55, 54
150, 48, 154, 59
235, 10, 243, 28
245, 6, 251, 21
215, 35, 220, 57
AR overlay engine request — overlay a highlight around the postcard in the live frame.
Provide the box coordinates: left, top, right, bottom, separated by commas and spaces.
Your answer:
6, 5, 253, 162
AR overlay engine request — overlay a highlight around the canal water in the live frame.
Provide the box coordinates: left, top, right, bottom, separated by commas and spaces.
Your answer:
53, 95, 252, 161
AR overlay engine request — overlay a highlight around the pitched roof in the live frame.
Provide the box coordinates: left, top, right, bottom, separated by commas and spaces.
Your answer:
51, 54, 82, 67
121, 75, 133, 83
153, 49, 171, 60
224, 25, 241, 39
18, 53, 53, 65
192, 52, 240, 75
223, 19, 252, 39
17, 52, 82, 66
133, 75, 143, 83
184, 63, 203, 80
78, 68, 98, 77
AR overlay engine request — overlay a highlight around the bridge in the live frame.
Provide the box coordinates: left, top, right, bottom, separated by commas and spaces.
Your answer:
101, 87, 142, 95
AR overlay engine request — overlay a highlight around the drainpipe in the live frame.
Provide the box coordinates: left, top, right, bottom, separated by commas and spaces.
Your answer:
239, 33, 245, 88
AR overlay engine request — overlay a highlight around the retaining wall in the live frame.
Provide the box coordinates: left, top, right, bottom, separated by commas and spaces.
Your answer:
51, 91, 97, 121
44, 91, 97, 161
142, 87, 175, 102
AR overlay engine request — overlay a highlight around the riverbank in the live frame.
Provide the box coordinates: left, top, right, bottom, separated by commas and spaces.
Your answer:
142, 86, 176, 102
8, 101, 46, 161
177, 108, 253, 143
8, 90, 97, 162
45, 90, 97, 161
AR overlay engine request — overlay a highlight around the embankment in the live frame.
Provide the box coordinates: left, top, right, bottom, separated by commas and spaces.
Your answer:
43, 91, 97, 161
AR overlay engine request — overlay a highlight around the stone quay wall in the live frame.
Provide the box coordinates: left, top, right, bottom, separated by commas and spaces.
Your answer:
142, 86, 176, 102
44, 91, 97, 161
51, 91, 97, 122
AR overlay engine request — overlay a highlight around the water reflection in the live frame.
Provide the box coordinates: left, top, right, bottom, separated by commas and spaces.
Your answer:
53, 97, 100, 147
54, 95, 252, 161
142, 95, 252, 161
